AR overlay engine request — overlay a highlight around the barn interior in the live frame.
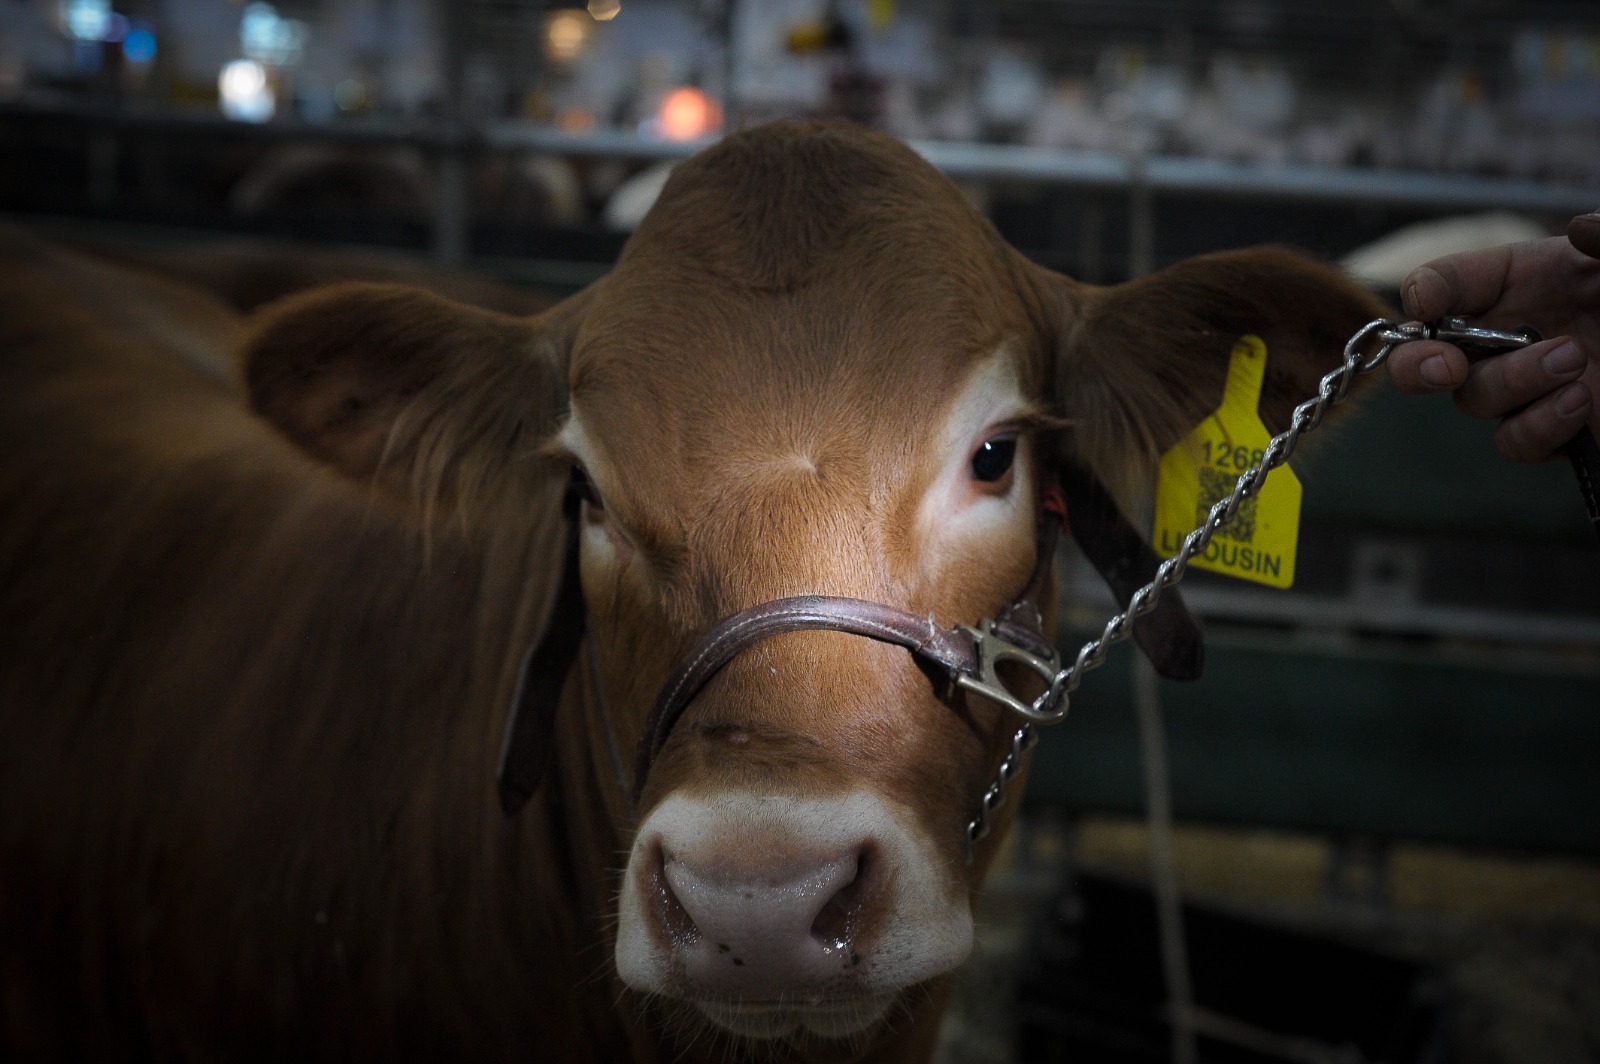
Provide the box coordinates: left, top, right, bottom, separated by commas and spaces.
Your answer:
3, 1, 1598, 1062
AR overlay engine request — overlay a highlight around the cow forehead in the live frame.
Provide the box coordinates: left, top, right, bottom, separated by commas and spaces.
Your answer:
566, 258, 1045, 484
571, 298, 1029, 463
571, 119, 1044, 400
559, 338, 1036, 603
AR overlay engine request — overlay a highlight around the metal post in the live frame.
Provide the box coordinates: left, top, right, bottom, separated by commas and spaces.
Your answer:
1133, 656, 1197, 1064
88, 130, 118, 208
434, 150, 469, 265
432, 0, 469, 264
720, 0, 740, 132
1078, 198, 1104, 284
1128, 152, 1154, 278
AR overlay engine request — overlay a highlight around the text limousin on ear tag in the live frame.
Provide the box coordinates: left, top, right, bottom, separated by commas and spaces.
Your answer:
1153, 335, 1300, 589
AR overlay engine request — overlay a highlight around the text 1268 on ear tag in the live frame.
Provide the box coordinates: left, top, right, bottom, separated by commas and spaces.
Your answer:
1153, 335, 1301, 589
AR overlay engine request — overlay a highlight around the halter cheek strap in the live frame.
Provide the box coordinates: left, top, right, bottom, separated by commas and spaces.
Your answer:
495, 491, 585, 816
1058, 461, 1204, 681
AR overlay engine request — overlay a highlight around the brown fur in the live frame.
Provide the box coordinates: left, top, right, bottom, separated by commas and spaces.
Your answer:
0, 230, 611, 1060
72, 237, 557, 316
0, 121, 1384, 1062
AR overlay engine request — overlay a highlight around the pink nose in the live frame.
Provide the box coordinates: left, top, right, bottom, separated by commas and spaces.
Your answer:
654, 844, 873, 996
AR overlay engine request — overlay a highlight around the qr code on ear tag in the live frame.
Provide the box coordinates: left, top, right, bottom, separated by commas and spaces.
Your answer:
1196, 467, 1256, 542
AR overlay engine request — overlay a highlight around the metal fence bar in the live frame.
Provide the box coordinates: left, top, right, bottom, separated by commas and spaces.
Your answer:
5, 98, 1598, 234
1144, 155, 1600, 213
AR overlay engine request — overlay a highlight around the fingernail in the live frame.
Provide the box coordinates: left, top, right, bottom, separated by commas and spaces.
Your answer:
1541, 341, 1584, 376
1399, 280, 1423, 319
1419, 355, 1454, 387
1400, 267, 1444, 319
1570, 213, 1600, 258
1555, 382, 1591, 417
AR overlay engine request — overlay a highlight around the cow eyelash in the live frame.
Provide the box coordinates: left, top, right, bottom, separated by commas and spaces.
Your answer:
966, 411, 1058, 493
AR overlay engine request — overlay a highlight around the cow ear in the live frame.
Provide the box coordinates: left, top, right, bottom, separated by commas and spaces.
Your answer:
1039, 247, 1386, 680
244, 282, 582, 506
1049, 246, 1388, 507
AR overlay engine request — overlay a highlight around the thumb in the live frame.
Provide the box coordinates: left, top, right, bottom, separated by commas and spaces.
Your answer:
1569, 210, 1600, 260
1400, 265, 1453, 321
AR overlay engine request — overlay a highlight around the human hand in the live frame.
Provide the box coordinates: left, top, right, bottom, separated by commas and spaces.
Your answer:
1386, 211, 1600, 462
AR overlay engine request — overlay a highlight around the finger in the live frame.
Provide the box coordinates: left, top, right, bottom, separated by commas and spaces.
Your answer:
1568, 210, 1600, 260
1493, 380, 1593, 463
1387, 339, 1471, 394
1454, 337, 1586, 420
1400, 243, 1516, 322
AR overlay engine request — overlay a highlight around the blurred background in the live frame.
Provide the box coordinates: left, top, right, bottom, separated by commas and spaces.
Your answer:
3, 2, 1598, 1062
2, 0, 1599, 279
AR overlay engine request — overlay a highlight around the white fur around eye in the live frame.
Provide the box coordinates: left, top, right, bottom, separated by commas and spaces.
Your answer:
915, 353, 1034, 564
583, 507, 634, 566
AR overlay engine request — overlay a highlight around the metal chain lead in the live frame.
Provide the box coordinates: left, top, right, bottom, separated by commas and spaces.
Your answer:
965, 318, 1419, 856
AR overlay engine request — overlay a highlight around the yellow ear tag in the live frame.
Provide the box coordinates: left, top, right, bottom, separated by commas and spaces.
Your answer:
1153, 335, 1300, 589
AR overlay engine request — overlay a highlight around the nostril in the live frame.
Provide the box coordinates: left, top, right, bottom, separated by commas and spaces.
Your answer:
809, 845, 873, 962
810, 889, 855, 957
648, 841, 700, 949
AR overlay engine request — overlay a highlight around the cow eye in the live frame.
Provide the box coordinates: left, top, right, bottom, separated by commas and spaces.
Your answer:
571, 467, 604, 518
970, 436, 1016, 484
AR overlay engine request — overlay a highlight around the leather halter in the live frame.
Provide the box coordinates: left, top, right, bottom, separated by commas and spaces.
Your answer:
497, 464, 1203, 817
627, 511, 1062, 808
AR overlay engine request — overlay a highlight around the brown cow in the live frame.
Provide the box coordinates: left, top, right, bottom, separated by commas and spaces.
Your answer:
0, 120, 1383, 1062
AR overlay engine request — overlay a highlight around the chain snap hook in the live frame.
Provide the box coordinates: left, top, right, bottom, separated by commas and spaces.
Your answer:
954, 621, 1067, 724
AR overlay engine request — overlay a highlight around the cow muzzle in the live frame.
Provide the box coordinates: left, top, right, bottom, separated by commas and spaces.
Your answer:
614, 791, 973, 1039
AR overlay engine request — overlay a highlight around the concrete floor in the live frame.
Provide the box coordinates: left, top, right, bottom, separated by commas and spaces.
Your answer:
937, 815, 1600, 1064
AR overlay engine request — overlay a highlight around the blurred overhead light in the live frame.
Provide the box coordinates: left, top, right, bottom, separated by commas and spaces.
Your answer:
220, 58, 275, 122
123, 26, 156, 64
558, 108, 596, 132
333, 79, 368, 112
588, 0, 621, 21
241, 2, 308, 67
652, 87, 721, 142
545, 9, 590, 64
60, 0, 109, 42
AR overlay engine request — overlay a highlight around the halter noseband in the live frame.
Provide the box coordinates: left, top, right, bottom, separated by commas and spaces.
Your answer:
498, 490, 1062, 817
497, 466, 1203, 831
627, 512, 1063, 808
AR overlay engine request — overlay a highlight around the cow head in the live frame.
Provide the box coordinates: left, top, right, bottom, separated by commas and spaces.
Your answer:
243, 121, 1382, 1055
